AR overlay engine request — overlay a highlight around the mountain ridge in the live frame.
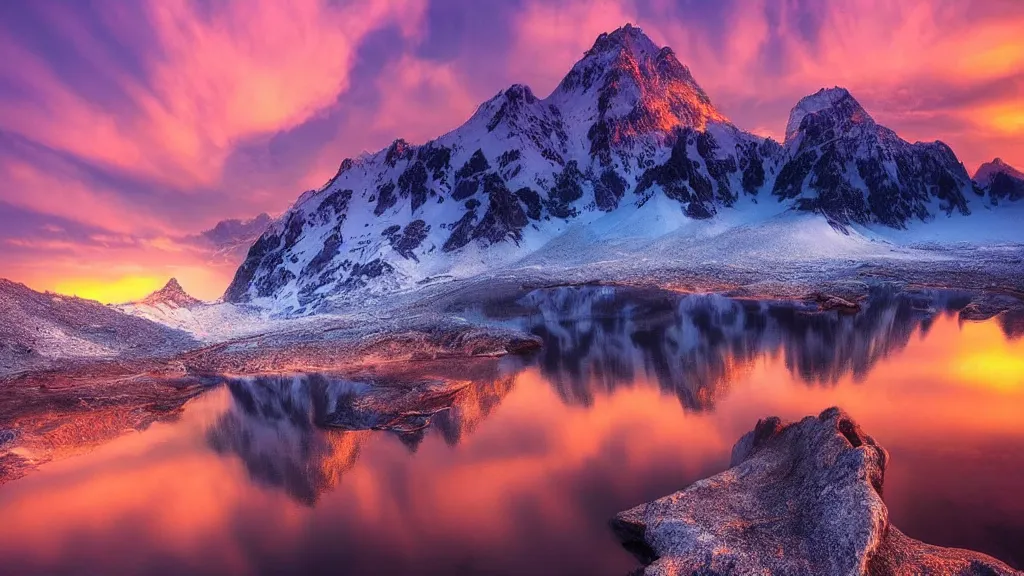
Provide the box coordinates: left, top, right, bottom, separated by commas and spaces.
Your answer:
222, 24, 1017, 315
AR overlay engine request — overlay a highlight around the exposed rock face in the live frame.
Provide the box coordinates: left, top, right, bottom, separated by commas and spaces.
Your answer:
974, 158, 1024, 204
140, 278, 203, 308
775, 87, 975, 228
611, 407, 1018, 576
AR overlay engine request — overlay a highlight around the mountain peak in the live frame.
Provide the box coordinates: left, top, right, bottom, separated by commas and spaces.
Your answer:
586, 23, 660, 59
551, 23, 727, 152
974, 157, 1024, 187
141, 278, 202, 308
785, 87, 873, 144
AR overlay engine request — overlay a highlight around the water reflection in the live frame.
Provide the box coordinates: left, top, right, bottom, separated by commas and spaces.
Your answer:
513, 286, 973, 409
205, 286, 998, 509
208, 370, 519, 505
2, 288, 1023, 574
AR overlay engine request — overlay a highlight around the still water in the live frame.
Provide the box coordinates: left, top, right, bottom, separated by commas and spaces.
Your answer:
1, 287, 1023, 574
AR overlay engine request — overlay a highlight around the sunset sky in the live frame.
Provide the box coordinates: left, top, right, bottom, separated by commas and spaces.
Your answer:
0, 0, 1022, 302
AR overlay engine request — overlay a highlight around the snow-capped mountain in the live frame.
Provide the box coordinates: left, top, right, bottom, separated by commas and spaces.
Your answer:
223, 25, 1008, 315
223, 25, 776, 312
974, 158, 1024, 204
114, 278, 205, 333
774, 87, 976, 228
115, 278, 276, 341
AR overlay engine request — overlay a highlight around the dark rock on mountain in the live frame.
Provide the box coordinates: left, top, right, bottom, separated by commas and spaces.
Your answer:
594, 169, 627, 210
635, 129, 718, 218
776, 87, 974, 228
222, 25, 1011, 314
611, 407, 1018, 575
471, 174, 529, 245
548, 160, 586, 218
975, 158, 1024, 203
443, 210, 477, 253
385, 220, 431, 261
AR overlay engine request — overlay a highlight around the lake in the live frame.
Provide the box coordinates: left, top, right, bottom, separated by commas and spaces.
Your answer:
1, 287, 1022, 574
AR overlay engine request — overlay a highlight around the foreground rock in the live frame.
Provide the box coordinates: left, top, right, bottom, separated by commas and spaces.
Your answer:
611, 408, 1018, 575
0, 361, 211, 485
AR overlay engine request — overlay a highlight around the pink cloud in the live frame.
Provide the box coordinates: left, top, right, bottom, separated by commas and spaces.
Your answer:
371, 55, 480, 144
0, 158, 170, 234
0, 0, 429, 189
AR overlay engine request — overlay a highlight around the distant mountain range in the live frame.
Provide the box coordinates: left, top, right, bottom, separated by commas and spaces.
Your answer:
200, 24, 1018, 314
182, 212, 273, 265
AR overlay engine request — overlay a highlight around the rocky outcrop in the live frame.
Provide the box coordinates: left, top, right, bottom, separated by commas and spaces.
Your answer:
611, 407, 1018, 575
140, 278, 203, 308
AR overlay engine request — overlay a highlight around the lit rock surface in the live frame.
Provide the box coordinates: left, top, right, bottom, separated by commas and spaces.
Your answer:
611, 407, 1019, 576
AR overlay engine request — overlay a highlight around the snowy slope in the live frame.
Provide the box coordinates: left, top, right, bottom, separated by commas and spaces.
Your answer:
0, 279, 197, 374
223, 25, 1020, 316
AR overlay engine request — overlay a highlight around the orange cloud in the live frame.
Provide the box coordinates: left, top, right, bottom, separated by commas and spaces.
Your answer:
0, 0, 429, 189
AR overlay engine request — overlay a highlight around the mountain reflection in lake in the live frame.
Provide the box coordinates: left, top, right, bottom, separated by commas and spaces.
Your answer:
1, 287, 1022, 575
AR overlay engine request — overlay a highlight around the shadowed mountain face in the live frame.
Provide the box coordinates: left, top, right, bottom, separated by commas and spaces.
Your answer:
974, 158, 1024, 204
775, 87, 975, 228
500, 286, 974, 410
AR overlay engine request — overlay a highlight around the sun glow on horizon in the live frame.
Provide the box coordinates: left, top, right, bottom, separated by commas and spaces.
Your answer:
50, 276, 169, 304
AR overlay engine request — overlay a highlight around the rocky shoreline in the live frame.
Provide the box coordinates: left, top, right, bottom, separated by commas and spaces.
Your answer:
611, 407, 1020, 575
